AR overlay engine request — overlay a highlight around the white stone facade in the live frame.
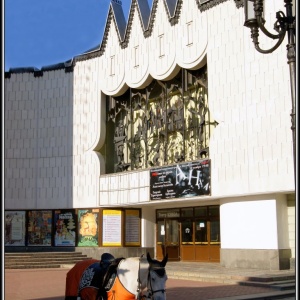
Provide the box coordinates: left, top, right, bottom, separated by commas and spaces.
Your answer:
4, 0, 295, 269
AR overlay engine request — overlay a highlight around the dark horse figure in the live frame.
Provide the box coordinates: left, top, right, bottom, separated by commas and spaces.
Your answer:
65, 252, 168, 300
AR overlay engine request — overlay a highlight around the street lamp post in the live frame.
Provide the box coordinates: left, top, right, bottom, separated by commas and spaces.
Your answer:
243, 0, 296, 184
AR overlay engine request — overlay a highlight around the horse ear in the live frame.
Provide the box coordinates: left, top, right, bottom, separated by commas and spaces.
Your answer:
147, 252, 153, 263
161, 253, 168, 267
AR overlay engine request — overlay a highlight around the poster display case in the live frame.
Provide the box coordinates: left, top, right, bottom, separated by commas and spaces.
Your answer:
5, 207, 142, 249
102, 209, 122, 246
27, 210, 52, 246
5, 211, 26, 246
125, 209, 141, 246
54, 210, 76, 246
77, 209, 99, 246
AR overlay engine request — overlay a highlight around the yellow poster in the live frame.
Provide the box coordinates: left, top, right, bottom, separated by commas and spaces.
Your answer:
102, 210, 122, 246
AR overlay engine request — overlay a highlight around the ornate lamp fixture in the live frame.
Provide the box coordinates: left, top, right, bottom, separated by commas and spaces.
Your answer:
244, 0, 295, 53
244, 0, 296, 182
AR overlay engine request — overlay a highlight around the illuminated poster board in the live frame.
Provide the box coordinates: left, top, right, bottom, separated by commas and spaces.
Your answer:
5, 211, 26, 246
54, 210, 76, 246
150, 159, 210, 200
78, 209, 99, 246
27, 210, 52, 246
102, 210, 122, 246
125, 210, 140, 246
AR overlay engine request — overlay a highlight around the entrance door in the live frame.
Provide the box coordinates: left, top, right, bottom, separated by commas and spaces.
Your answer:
194, 219, 220, 262
165, 219, 180, 261
156, 219, 180, 261
156, 206, 220, 262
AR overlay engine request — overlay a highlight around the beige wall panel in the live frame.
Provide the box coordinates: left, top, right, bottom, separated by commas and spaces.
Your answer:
207, 2, 294, 196
148, 0, 179, 80
99, 177, 110, 192
99, 18, 127, 96
176, 0, 207, 69
72, 59, 103, 207
124, 7, 152, 88
119, 173, 129, 190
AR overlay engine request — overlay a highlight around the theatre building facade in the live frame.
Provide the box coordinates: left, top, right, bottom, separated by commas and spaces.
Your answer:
4, 0, 295, 270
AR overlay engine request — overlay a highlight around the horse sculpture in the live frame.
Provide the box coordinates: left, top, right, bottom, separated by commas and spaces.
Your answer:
65, 252, 168, 300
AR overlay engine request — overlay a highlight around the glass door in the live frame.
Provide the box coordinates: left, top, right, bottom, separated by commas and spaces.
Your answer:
156, 206, 220, 262
165, 219, 180, 260
156, 219, 180, 261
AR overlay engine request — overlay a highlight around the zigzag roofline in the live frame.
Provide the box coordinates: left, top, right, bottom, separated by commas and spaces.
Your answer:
5, 0, 243, 74
75, 0, 184, 61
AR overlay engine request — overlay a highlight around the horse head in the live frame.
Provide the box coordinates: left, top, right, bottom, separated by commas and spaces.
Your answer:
144, 252, 168, 300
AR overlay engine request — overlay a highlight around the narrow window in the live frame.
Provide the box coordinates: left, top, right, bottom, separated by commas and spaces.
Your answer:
187, 21, 193, 46
134, 46, 139, 68
159, 34, 165, 58
110, 56, 115, 76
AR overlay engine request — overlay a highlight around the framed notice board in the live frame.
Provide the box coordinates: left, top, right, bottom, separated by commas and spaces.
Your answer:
125, 209, 141, 246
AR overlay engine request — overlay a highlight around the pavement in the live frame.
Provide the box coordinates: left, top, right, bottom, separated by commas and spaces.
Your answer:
4, 262, 297, 300
165, 261, 295, 284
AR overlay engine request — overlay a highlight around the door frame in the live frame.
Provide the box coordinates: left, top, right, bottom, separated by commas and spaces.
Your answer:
156, 206, 220, 262
156, 218, 180, 261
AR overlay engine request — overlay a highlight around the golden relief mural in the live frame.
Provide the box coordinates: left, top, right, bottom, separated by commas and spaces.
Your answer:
101, 66, 218, 174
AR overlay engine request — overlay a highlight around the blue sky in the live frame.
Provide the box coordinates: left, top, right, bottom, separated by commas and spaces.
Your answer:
5, 0, 153, 71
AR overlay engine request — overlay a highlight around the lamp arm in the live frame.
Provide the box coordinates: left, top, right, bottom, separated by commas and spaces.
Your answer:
250, 26, 287, 54
256, 11, 287, 39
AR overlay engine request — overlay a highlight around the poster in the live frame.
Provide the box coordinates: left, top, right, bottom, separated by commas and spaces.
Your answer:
54, 210, 76, 246
77, 209, 99, 246
27, 210, 52, 246
150, 159, 210, 200
5, 211, 26, 246
125, 210, 140, 246
102, 210, 122, 246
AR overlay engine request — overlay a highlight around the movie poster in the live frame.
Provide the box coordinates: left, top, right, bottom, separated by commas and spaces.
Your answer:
77, 209, 99, 246
54, 210, 76, 246
5, 211, 26, 246
27, 210, 52, 246
150, 159, 211, 200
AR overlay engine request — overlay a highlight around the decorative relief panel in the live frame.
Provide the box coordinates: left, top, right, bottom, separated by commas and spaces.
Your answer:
100, 66, 218, 174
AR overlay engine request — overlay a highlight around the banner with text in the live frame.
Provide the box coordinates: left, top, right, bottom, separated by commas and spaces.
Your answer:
150, 160, 210, 200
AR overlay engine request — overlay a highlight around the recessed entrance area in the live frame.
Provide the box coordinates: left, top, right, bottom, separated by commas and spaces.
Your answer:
156, 206, 220, 262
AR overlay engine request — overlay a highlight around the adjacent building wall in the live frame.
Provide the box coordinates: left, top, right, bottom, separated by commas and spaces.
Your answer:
5, 70, 74, 209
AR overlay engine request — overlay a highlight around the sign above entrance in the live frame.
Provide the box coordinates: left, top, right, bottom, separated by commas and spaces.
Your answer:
150, 160, 210, 200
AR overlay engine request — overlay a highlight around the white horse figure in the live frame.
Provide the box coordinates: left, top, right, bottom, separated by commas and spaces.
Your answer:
117, 253, 168, 300
65, 252, 168, 300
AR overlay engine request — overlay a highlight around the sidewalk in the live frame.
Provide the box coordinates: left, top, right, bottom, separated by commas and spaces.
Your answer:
4, 264, 296, 300
165, 261, 295, 284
